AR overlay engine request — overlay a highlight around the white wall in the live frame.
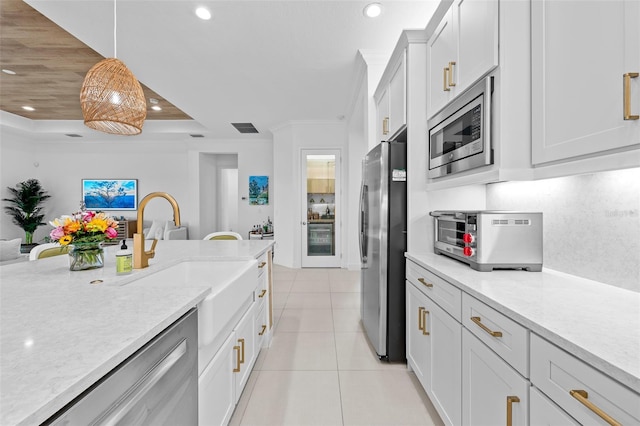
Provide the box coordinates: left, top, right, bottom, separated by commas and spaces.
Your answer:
0, 129, 273, 242
272, 121, 347, 268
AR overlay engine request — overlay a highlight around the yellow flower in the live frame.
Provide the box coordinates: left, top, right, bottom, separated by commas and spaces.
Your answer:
85, 218, 108, 233
59, 235, 73, 245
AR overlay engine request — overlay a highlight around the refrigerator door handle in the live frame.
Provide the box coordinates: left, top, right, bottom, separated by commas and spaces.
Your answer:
359, 183, 368, 264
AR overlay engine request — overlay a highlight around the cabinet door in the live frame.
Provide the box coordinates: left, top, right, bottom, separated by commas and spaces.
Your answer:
233, 302, 257, 403
388, 50, 406, 137
454, 0, 499, 90
462, 329, 528, 426
199, 333, 236, 426
377, 87, 390, 142
428, 294, 462, 426
406, 282, 430, 388
530, 386, 579, 426
532, 0, 640, 165
407, 282, 462, 426
427, 8, 455, 116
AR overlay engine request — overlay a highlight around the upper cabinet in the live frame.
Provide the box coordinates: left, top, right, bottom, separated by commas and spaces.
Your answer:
376, 50, 406, 141
427, 0, 499, 117
532, 0, 640, 170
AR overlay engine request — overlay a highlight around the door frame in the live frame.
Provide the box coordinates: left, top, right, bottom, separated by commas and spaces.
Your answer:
301, 149, 341, 268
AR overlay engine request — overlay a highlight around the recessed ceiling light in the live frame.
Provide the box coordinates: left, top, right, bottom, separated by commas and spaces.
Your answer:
2, 69, 16, 75
364, 3, 382, 18
151, 105, 162, 111
22, 106, 35, 111
196, 7, 212, 20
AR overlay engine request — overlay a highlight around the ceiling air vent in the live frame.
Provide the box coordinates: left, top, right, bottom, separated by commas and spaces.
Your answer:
231, 123, 258, 134
189, 134, 205, 138
65, 133, 83, 138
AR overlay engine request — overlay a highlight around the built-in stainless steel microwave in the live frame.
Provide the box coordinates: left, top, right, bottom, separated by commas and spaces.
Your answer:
428, 76, 493, 178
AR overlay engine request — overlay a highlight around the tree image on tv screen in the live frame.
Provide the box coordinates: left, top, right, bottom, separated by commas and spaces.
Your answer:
83, 180, 136, 210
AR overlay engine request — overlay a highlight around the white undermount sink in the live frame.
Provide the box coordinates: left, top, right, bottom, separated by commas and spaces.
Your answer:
132, 259, 258, 374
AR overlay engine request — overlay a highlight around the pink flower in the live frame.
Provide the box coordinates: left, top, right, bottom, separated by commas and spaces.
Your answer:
83, 211, 95, 222
105, 227, 118, 239
50, 227, 65, 240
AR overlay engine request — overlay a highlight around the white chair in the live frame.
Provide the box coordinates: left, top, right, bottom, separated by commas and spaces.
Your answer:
203, 231, 243, 240
29, 243, 69, 260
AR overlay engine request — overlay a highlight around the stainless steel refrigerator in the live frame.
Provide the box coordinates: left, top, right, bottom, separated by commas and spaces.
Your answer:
359, 140, 407, 362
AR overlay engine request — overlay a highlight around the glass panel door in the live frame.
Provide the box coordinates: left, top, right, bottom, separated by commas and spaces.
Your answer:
301, 150, 340, 268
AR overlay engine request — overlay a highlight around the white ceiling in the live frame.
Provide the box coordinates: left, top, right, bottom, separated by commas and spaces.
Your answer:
19, 0, 437, 140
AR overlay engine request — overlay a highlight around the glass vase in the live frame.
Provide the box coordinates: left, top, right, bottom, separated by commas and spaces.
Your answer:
69, 243, 104, 271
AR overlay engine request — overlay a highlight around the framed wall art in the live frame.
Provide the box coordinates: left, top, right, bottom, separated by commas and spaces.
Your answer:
82, 179, 138, 211
249, 176, 268, 205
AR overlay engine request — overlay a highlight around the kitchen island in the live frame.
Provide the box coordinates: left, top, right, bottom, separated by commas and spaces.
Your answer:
0, 239, 274, 426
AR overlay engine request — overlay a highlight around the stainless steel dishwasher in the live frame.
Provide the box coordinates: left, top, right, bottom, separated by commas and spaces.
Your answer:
45, 308, 198, 425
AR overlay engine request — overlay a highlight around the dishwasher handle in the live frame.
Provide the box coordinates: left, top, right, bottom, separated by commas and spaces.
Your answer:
95, 339, 187, 426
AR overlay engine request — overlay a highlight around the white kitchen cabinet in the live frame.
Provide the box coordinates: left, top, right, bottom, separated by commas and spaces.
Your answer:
462, 328, 528, 426
530, 386, 579, 426
256, 249, 273, 347
530, 333, 640, 425
532, 0, 640, 169
406, 266, 462, 426
376, 52, 406, 142
427, 0, 499, 116
199, 333, 236, 426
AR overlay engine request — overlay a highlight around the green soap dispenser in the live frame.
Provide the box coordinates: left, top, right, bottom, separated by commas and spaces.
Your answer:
116, 240, 133, 275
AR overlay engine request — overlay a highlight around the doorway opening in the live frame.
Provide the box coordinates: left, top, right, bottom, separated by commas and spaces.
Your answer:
199, 153, 238, 238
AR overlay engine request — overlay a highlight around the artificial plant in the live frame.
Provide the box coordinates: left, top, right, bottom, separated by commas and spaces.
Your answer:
3, 179, 51, 244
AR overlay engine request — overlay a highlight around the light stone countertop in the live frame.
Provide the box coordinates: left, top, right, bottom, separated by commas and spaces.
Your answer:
0, 239, 274, 426
406, 252, 640, 393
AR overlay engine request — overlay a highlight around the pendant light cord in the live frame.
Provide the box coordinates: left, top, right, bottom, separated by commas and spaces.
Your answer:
113, 0, 117, 58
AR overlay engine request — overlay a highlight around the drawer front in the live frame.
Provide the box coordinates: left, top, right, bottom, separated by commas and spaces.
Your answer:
406, 260, 462, 321
530, 386, 579, 425
462, 293, 529, 377
254, 298, 267, 349
530, 333, 640, 425
256, 252, 268, 279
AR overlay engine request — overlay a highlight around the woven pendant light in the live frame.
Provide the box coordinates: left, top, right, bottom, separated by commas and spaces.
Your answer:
80, 58, 146, 135
80, 0, 146, 135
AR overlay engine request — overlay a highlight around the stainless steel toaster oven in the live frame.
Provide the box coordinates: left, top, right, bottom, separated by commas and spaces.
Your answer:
430, 211, 543, 272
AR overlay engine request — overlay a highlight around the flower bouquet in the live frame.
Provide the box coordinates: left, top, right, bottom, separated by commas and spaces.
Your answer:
49, 210, 119, 270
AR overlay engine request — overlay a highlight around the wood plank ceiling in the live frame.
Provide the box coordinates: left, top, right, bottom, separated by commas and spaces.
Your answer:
0, 0, 191, 121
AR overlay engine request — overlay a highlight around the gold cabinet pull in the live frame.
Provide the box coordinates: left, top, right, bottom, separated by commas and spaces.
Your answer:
418, 307, 425, 332
470, 316, 503, 337
382, 117, 389, 135
233, 345, 241, 372
258, 261, 267, 268
258, 289, 267, 298
448, 61, 456, 87
417, 278, 434, 288
258, 324, 267, 336
238, 338, 245, 364
506, 396, 520, 426
422, 309, 430, 336
624, 72, 639, 120
570, 390, 621, 426
443, 67, 450, 91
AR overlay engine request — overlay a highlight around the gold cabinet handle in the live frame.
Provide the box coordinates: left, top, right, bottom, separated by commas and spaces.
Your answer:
258, 324, 267, 336
258, 289, 267, 298
422, 309, 430, 336
624, 72, 639, 120
382, 117, 389, 135
418, 307, 425, 332
417, 277, 434, 288
233, 345, 241, 372
258, 261, 267, 268
238, 338, 245, 364
470, 316, 503, 337
570, 390, 621, 426
506, 396, 520, 426
443, 67, 450, 91
448, 61, 456, 87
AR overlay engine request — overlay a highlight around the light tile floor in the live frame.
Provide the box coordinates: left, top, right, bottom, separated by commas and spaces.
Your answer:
229, 265, 444, 426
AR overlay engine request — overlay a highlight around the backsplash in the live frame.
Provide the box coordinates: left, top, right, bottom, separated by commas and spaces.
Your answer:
486, 168, 640, 292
